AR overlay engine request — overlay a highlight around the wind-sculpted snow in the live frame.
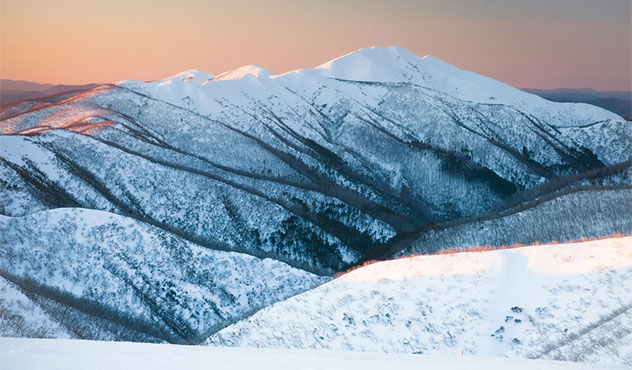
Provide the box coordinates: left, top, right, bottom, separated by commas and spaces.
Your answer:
0, 208, 328, 343
209, 236, 632, 367
1, 47, 630, 273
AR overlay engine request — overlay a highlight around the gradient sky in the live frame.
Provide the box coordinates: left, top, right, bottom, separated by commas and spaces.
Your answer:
1, 0, 630, 90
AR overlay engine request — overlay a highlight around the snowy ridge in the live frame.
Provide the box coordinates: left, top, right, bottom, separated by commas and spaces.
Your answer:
304, 47, 619, 124
120, 46, 622, 125
119, 69, 215, 87
212, 65, 271, 81
209, 236, 632, 366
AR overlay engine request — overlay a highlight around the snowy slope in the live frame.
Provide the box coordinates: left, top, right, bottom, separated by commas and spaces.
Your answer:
302, 47, 622, 125
0, 208, 327, 343
387, 187, 632, 258
0, 278, 73, 339
209, 236, 632, 367
1, 337, 627, 370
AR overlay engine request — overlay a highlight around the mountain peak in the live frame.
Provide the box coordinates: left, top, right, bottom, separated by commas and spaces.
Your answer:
212, 65, 271, 82
117, 69, 215, 87
158, 69, 215, 84
312, 46, 426, 82
307, 46, 466, 89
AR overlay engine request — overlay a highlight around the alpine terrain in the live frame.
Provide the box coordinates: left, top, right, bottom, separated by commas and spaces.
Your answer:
1, 46, 630, 366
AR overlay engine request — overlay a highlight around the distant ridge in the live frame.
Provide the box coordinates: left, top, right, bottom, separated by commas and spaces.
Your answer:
0, 79, 99, 106
523, 88, 631, 120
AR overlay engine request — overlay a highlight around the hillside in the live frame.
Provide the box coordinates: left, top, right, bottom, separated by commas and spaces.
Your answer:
0, 208, 327, 343
523, 88, 631, 121
380, 187, 632, 258
209, 236, 632, 367
0, 79, 99, 106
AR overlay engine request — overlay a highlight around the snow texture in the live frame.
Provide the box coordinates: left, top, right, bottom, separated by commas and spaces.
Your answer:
1, 337, 627, 370
210, 236, 632, 367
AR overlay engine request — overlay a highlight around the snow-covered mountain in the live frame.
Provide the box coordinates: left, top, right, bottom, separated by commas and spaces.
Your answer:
2, 46, 630, 273
209, 236, 632, 367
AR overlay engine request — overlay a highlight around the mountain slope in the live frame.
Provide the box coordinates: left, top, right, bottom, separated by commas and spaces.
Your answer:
209, 236, 632, 367
0, 208, 327, 343
380, 187, 632, 259
1, 47, 630, 273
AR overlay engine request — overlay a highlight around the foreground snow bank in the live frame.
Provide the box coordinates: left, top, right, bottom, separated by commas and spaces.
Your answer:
1, 337, 626, 370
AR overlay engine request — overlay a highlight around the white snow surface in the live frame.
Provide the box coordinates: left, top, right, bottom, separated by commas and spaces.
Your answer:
213, 65, 271, 81
300, 47, 615, 122
1, 337, 627, 370
209, 236, 632, 366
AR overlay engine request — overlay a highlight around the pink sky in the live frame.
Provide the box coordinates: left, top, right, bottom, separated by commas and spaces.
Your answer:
1, 0, 630, 90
